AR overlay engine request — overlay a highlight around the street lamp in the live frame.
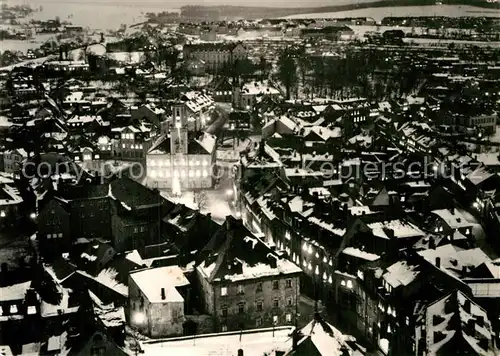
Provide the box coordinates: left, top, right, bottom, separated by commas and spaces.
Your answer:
30, 212, 37, 219
132, 311, 146, 325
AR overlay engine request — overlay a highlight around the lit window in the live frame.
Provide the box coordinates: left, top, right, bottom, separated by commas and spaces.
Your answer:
308, 245, 313, 254
95, 154, 100, 159
221, 325, 227, 332
302, 242, 307, 251
323, 272, 327, 280
237, 285, 244, 294
203, 170, 208, 177
285, 231, 291, 240
308, 263, 312, 271
286, 313, 292, 322
302, 260, 307, 267
323, 256, 327, 263
150, 170, 157, 178
10, 305, 18, 314
328, 276, 333, 284
347, 280, 353, 289
221, 287, 227, 296
315, 252, 319, 258
27, 306, 36, 315
329, 259, 333, 266
273, 315, 278, 324
357, 270, 364, 280
341, 280, 346, 287
406, 316, 410, 326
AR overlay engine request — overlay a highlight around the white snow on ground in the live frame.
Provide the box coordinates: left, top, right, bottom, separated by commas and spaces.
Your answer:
140, 327, 293, 356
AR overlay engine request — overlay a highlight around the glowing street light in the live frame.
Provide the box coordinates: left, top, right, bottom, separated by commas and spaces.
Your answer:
132, 311, 146, 325
30, 212, 37, 219
0, 211, 5, 218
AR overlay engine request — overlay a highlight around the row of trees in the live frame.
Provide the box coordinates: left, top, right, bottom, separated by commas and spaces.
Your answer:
273, 45, 427, 101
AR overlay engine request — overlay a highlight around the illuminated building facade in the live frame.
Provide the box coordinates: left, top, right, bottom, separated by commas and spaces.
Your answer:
146, 104, 216, 192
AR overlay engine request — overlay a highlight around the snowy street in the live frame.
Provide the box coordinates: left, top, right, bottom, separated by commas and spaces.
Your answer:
140, 327, 293, 356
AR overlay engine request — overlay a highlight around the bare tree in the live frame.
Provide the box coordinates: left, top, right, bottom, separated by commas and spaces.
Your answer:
194, 191, 209, 212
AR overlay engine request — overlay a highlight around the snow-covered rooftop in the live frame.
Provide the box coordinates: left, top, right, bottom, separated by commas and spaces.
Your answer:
130, 266, 189, 303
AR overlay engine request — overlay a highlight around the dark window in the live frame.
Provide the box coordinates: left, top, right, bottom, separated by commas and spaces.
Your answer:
91, 347, 105, 356
221, 305, 228, 317
286, 279, 292, 288
287, 298, 293, 306
256, 301, 263, 311
273, 299, 279, 308
256, 282, 263, 292
238, 302, 245, 314
272, 281, 279, 290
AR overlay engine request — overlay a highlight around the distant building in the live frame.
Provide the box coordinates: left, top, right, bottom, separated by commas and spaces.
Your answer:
183, 42, 247, 71
196, 216, 302, 332
128, 266, 190, 338
233, 80, 281, 110
110, 123, 153, 161
2, 148, 27, 177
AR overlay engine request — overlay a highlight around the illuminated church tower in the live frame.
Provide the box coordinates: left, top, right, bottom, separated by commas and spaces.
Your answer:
170, 103, 189, 195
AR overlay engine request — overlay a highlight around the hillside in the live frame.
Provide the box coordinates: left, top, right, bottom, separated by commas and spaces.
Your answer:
180, 0, 500, 19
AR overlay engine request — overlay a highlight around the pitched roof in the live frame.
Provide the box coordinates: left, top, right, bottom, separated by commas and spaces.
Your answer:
197, 216, 301, 283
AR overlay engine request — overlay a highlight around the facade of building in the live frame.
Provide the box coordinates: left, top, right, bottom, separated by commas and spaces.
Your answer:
128, 266, 190, 338
3, 148, 27, 177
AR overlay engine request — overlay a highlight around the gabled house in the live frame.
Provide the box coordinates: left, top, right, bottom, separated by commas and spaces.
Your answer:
196, 216, 302, 332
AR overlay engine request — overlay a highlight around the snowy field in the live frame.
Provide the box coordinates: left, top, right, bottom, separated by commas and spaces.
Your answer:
285, 5, 500, 22
140, 327, 294, 356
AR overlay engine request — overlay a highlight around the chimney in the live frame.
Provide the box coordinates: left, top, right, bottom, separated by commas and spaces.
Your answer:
237, 349, 243, 356
434, 331, 446, 343
476, 315, 484, 327
206, 213, 212, 221
161, 288, 166, 300
435, 257, 441, 268
462, 266, 468, 277
269, 255, 278, 269
467, 319, 476, 337
429, 237, 436, 250
463, 299, 471, 313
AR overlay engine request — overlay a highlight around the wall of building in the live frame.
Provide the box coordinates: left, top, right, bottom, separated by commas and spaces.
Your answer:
148, 300, 185, 338
210, 275, 300, 332
146, 153, 213, 190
